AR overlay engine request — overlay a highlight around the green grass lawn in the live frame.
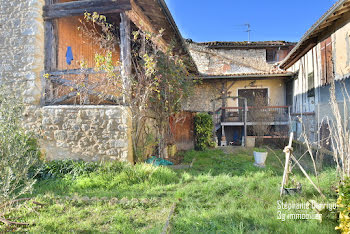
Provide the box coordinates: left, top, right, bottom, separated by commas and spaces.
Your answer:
2, 148, 339, 233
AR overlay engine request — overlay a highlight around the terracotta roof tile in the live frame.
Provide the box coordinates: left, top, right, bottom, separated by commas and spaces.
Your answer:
186, 40, 296, 48
199, 71, 294, 79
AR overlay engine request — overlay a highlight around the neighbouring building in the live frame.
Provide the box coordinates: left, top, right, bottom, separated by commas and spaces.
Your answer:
279, 0, 350, 145
184, 40, 296, 146
0, 0, 196, 162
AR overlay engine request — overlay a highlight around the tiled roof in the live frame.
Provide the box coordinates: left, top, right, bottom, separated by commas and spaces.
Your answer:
199, 71, 294, 79
187, 40, 296, 48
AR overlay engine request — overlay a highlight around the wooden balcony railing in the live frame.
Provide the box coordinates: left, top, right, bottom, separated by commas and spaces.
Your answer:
214, 106, 291, 125
44, 68, 123, 105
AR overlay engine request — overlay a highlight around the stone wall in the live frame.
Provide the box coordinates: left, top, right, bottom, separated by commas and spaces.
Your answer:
183, 81, 222, 112
0, 0, 45, 104
187, 42, 275, 75
24, 105, 133, 162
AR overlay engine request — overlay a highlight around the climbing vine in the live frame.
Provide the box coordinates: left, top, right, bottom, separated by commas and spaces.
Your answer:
77, 12, 195, 160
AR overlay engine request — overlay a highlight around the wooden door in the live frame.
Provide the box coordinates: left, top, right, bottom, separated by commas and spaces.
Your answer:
169, 111, 195, 150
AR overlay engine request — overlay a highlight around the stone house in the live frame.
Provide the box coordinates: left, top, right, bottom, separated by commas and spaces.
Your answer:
183, 40, 295, 146
279, 0, 350, 145
0, 0, 196, 162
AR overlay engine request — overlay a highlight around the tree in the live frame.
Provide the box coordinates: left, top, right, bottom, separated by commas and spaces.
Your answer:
250, 93, 274, 145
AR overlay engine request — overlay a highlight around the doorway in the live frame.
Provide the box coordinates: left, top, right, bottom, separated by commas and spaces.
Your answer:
238, 88, 268, 107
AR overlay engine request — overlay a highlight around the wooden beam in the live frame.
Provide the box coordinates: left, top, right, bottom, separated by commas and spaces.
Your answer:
332, 6, 350, 17
126, 0, 168, 51
44, 0, 58, 104
44, 21, 56, 104
120, 12, 131, 102
282, 39, 317, 70
87, 90, 124, 104
49, 77, 76, 87
134, 1, 162, 11
314, 9, 350, 37
312, 26, 330, 35
49, 91, 78, 104
44, 0, 130, 11
316, 20, 335, 31
49, 68, 102, 76
43, 0, 131, 19
44, 0, 58, 70
48, 77, 123, 104
325, 14, 343, 23
143, 12, 167, 21
227, 81, 236, 90
44, 6, 130, 20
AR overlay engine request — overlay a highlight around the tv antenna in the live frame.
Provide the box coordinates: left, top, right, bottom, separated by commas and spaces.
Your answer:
244, 23, 251, 42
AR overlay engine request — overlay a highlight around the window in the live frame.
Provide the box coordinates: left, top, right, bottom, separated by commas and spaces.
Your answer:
320, 37, 334, 85
266, 49, 277, 63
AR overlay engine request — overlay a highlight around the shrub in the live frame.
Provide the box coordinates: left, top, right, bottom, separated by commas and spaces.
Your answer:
72, 162, 178, 190
0, 88, 40, 203
36, 159, 179, 190
336, 178, 350, 233
36, 160, 100, 180
194, 113, 215, 151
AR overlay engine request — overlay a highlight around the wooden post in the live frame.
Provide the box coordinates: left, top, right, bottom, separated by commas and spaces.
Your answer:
44, 22, 57, 71
243, 98, 247, 147
83, 73, 90, 104
280, 132, 293, 197
280, 133, 325, 198
288, 106, 292, 133
161, 201, 178, 234
43, 0, 58, 105
120, 12, 131, 104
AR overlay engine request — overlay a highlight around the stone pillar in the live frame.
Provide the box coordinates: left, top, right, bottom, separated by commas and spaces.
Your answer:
0, 0, 45, 104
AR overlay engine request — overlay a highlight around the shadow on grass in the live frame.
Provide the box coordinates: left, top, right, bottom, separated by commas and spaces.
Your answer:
32, 148, 338, 200
179, 148, 285, 177
21, 148, 339, 233
171, 207, 336, 234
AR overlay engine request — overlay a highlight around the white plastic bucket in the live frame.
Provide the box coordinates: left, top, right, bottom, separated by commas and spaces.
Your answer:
253, 151, 268, 166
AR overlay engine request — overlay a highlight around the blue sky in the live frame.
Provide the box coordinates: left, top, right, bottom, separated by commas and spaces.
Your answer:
165, 0, 337, 43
